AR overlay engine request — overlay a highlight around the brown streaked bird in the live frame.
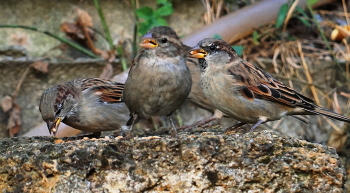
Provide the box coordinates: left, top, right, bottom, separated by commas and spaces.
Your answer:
39, 78, 130, 137
189, 38, 350, 130
123, 26, 192, 137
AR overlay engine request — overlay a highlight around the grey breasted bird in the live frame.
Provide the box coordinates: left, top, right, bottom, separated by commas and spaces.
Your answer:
39, 78, 130, 136
123, 26, 192, 137
189, 38, 350, 130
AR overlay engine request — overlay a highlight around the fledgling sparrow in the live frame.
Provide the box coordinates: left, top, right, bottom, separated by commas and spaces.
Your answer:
123, 26, 192, 137
189, 38, 350, 130
39, 78, 130, 137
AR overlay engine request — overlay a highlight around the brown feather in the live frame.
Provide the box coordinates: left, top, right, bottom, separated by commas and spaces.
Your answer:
71, 78, 125, 103
304, 108, 350, 122
91, 85, 124, 103
228, 59, 317, 110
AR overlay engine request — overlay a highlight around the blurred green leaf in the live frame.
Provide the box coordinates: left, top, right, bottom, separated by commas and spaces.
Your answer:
155, 17, 167, 26
157, 0, 168, 4
232, 45, 244, 56
139, 20, 152, 35
252, 31, 260, 45
306, 0, 319, 6
298, 17, 311, 27
136, 7, 153, 20
213, 34, 223, 39
155, 3, 173, 16
276, 3, 289, 29
295, 6, 308, 18
135, 0, 173, 36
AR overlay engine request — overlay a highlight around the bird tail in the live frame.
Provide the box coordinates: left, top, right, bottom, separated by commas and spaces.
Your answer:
304, 107, 350, 123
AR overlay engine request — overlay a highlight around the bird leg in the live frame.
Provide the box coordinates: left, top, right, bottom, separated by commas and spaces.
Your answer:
195, 116, 218, 127
224, 122, 247, 133
224, 118, 266, 133
123, 114, 138, 139
168, 115, 178, 138
250, 118, 266, 130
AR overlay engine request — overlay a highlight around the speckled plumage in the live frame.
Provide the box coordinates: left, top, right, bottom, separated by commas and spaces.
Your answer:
190, 38, 350, 130
39, 78, 130, 135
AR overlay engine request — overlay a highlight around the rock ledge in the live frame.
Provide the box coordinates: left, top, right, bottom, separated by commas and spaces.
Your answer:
0, 130, 345, 192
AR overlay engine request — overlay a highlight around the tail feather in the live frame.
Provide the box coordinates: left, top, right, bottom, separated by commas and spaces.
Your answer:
304, 108, 350, 123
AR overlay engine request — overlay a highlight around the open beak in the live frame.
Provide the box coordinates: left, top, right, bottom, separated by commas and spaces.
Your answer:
47, 117, 62, 136
189, 46, 207, 58
139, 33, 158, 49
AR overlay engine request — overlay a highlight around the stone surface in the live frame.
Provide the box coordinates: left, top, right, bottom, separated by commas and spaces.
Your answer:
0, 0, 204, 57
0, 130, 345, 192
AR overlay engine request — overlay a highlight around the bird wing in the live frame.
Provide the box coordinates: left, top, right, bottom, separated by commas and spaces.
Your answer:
72, 78, 124, 103
228, 60, 316, 109
90, 85, 124, 103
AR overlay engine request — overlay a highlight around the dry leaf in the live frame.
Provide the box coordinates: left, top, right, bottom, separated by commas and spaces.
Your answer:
29, 61, 49, 74
95, 49, 110, 60
60, 8, 96, 48
60, 22, 96, 43
1, 96, 13, 113
75, 7, 93, 27
7, 103, 21, 137
60, 22, 85, 39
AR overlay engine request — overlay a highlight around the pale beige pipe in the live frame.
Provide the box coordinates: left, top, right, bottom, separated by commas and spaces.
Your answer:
182, 0, 308, 46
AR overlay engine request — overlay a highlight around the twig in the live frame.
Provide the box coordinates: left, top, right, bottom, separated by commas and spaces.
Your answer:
282, 0, 299, 32
131, 0, 139, 56
12, 67, 31, 99
341, 0, 350, 26
297, 41, 320, 105
324, 117, 342, 132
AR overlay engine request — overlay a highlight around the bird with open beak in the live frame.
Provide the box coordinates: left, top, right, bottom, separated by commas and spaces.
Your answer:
189, 38, 350, 131
123, 26, 192, 138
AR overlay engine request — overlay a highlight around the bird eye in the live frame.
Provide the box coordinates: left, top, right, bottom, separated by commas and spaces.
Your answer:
209, 45, 216, 50
160, 38, 168, 43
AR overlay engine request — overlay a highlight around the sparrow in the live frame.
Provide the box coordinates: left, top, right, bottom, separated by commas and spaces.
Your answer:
189, 38, 350, 130
123, 26, 192, 137
39, 78, 130, 137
